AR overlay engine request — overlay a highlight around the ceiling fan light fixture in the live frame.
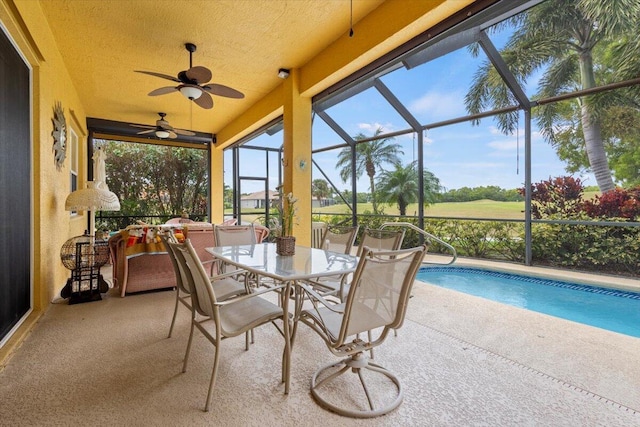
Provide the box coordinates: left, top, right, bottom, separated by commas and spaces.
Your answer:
155, 129, 171, 139
179, 86, 202, 100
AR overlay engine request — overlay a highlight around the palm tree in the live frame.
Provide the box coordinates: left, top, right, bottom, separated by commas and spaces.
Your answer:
311, 179, 331, 206
336, 127, 403, 213
465, 0, 640, 193
376, 162, 442, 216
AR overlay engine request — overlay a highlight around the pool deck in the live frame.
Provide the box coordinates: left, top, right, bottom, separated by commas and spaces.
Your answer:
1, 257, 638, 425
413, 255, 640, 418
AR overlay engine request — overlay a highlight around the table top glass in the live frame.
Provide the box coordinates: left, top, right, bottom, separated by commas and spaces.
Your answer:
206, 243, 358, 281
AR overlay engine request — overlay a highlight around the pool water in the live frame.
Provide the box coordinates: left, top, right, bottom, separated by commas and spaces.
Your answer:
416, 267, 640, 338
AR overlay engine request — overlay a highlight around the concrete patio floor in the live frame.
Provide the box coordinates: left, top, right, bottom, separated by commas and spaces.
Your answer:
1, 258, 639, 426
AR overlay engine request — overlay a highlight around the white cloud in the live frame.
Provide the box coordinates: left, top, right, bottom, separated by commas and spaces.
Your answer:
487, 139, 518, 151
356, 122, 394, 134
409, 90, 466, 120
429, 161, 504, 169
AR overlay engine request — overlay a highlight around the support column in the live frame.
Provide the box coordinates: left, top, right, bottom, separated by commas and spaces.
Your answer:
282, 69, 312, 246
210, 144, 224, 224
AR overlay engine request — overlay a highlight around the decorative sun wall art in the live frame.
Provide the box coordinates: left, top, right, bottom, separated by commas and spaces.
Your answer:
52, 102, 67, 170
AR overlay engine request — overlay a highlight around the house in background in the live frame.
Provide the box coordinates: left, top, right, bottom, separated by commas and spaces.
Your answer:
312, 198, 336, 208
240, 191, 279, 209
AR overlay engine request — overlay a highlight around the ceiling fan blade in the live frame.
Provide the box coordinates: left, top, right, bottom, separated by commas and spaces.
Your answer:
157, 121, 173, 131
136, 129, 155, 135
173, 128, 196, 136
148, 86, 178, 96
168, 131, 178, 139
185, 66, 212, 84
193, 91, 214, 109
129, 124, 154, 129
135, 70, 180, 83
202, 83, 244, 99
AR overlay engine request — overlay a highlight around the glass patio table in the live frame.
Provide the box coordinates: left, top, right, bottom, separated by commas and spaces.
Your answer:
206, 242, 358, 394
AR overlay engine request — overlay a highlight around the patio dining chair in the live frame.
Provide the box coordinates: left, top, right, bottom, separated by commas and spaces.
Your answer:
297, 245, 427, 418
213, 224, 257, 246
322, 224, 359, 254
213, 223, 257, 277
312, 221, 328, 249
159, 230, 186, 338
356, 228, 406, 346
356, 228, 405, 257
325, 228, 405, 302
164, 235, 249, 339
172, 239, 286, 412
305, 225, 359, 297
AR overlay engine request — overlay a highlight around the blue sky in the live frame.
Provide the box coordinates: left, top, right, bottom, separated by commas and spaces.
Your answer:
227, 22, 594, 195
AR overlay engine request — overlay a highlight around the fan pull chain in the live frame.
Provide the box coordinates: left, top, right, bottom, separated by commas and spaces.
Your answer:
349, 0, 354, 37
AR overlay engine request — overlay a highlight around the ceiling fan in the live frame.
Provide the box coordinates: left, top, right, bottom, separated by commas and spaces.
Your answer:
130, 112, 196, 139
135, 43, 244, 109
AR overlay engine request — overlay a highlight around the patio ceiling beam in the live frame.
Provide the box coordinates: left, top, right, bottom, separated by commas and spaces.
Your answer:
313, 0, 500, 106
478, 31, 530, 109
86, 117, 213, 147
402, 26, 481, 70
314, 110, 355, 147
373, 78, 422, 132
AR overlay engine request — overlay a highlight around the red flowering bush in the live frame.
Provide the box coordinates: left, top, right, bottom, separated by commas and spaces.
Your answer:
583, 187, 640, 221
520, 176, 585, 219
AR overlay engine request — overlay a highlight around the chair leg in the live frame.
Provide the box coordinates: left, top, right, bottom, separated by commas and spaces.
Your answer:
167, 289, 180, 338
204, 340, 221, 412
368, 330, 374, 359
182, 318, 196, 373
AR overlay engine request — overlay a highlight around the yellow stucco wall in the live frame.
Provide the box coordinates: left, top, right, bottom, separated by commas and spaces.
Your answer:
282, 69, 312, 246
1, 0, 88, 315
210, 147, 224, 224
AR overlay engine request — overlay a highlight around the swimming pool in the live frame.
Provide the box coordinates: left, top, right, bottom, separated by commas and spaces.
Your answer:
416, 267, 640, 338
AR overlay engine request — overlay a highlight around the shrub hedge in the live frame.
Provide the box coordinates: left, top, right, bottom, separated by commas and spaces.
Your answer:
313, 213, 638, 277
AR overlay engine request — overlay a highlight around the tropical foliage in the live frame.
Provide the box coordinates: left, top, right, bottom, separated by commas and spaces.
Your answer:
336, 127, 403, 214
375, 161, 441, 215
465, 0, 640, 193
522, 175, 640, 221
311, 179, 332, 204
272, 189, 298, 237
101, 140, 208, 221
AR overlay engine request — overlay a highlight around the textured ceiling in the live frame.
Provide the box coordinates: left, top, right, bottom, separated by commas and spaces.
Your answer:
39, 0, 386, 136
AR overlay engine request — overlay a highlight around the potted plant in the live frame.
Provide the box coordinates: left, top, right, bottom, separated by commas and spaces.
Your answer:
275, 189, 298, 256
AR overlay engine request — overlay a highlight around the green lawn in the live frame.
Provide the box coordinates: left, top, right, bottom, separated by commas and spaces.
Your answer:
238, 192, 601, 222
314, 199, 525, 219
